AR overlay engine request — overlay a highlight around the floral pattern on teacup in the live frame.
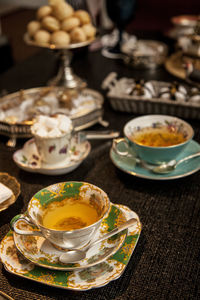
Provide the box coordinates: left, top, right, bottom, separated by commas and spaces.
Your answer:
48, 145, 56, 153
128, 120, 188, 139
19, 137, 87, 167
59, 145, 68, 154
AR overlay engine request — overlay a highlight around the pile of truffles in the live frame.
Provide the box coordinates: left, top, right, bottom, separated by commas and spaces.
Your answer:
119, 78, 200, 103
159, 82, 188, 101
129, 80, 156, 98
120, 79, 156, 98
159, 82, 200, 103
27, 0, 96, 47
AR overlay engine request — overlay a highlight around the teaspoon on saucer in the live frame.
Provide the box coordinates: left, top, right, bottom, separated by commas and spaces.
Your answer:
152, 152, 200, 174
59, 218, 137, 264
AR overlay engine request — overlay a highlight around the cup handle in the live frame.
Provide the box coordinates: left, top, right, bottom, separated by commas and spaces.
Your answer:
10, 214, 43, 237
112, 138, 130, 157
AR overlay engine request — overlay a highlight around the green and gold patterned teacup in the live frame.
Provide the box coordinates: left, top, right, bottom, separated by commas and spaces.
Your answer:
11, 182, 110, 249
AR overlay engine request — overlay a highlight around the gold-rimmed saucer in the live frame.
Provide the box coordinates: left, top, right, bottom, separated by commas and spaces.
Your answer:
0, 173, 20, 212
13, 204, 127, 271
0, 204, 141, 291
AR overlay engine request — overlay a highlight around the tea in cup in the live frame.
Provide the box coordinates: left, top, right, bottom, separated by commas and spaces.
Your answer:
113, 115, 194, 164
31, 114, 73, 165
11, 182, 110, 249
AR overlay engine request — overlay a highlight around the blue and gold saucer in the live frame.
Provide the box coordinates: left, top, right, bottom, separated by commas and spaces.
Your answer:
110, 139, 200, 180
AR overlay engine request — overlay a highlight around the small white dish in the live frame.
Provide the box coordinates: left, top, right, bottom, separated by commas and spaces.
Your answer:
13, 135, 91, 175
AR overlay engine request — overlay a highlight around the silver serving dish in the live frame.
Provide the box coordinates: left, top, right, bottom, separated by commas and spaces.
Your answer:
0, 87, 104, 147
121, 39, 168, 69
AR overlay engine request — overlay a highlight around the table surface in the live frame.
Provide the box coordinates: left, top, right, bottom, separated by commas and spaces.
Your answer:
0, 44, 200, 300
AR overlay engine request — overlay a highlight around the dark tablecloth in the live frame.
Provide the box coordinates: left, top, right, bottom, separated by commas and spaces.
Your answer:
0, 46, 199, 300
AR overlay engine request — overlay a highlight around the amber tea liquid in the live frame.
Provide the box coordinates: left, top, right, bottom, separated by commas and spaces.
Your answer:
42, 202, 99, 231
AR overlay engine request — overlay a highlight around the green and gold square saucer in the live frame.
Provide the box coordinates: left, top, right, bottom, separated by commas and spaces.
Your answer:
0, 204, 141, 291
13, 204, 128, 271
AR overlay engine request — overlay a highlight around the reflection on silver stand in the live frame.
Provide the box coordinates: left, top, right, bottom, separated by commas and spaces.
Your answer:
48, 49, 87, 89
24, 33, 94, 88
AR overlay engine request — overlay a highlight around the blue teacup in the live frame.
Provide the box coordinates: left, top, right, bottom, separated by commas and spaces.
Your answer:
113, 115, 194, 165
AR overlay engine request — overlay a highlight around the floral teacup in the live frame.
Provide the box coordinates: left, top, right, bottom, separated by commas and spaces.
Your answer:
31, 114, 73, 165
113, 115, 194, 164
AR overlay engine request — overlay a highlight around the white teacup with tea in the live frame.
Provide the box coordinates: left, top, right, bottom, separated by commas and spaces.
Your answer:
11, 182, 110, 250
31, 114, 73, 165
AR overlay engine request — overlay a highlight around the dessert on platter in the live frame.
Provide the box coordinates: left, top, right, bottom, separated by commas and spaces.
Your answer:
0, 87, 103, 124
26, 0, 96, 48
102, 72, 200, 119
0, 87, 104, 145
121, 39, 168, 69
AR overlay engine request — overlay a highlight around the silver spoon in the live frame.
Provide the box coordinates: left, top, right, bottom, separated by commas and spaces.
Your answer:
152, 151, 200, 174
59, 218, 137, 264
77, 130, 120, 143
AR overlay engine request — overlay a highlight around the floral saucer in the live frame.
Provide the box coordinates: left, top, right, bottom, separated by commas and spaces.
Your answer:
13, 136, 91, 175
0, 204, 141, 291
110, 139, 200, 180
13, 204, 128, 271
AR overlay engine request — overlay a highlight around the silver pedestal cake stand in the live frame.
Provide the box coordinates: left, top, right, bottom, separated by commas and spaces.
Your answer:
24, 33, 95, 89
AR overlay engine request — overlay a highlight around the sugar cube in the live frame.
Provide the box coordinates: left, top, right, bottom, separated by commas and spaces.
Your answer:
48, 127, 61, 137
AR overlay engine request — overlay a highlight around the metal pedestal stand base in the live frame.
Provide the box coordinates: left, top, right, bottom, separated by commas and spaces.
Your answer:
48, 49, 87, 89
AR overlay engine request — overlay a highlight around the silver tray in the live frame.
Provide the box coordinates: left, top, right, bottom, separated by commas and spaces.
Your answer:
0, 87, 104, 147
121, 39, 168, 69
102, 72, 200, 119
